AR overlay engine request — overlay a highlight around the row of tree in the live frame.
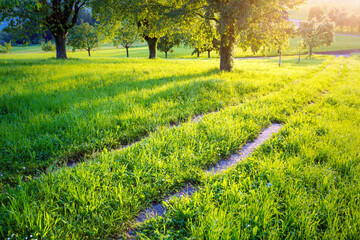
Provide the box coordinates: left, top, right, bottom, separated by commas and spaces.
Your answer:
1, 0, 336, 71
308, 6, 360, 33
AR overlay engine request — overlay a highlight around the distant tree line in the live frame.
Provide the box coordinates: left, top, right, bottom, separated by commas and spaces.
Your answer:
308, 6, 360, 33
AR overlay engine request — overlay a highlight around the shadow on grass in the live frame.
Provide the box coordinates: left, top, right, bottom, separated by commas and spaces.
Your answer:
0, 67, 224, 184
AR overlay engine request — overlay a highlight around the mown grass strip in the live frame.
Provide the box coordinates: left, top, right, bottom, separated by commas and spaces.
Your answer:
0, 57, 345, 239
135, 56, 360, 239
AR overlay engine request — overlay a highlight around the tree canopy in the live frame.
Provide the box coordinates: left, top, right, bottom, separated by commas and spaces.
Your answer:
169, 0, 306, 71
0, 0, 90, 58
112, 20, 140, 58
299, 17, 335, 59
68, 22, 100, 56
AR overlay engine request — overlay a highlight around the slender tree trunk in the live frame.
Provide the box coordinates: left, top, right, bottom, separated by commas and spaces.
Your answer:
87, 49, 91, 56
208, 50, 211, 58
197, 51, 200, 58
144, 36, 158, 59
310, 46, 313, 59
126, 47, 129, 58
54, 33, 67, 59
279, 50, 282, 67
298, 50, 301, 63
165, 51, 168, 58
220, 25, 235, 72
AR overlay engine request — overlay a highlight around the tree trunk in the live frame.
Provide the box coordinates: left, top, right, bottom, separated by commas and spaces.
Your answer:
298, 50, 301, 63
126, 47, 129, 58
54, 33, 67, 59
208, 50, 211, 58
144, 36, 158, 59
165, 51, 168, 58
279, 50, 282, 67
310, 46, 313, 59
197, 51, 200, 58
220, 25, 235, 72
87, 49, 91, 57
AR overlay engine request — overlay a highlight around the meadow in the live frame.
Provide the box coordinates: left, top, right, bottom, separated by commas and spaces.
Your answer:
0, 51, 329, 187
1, 42, 359, 239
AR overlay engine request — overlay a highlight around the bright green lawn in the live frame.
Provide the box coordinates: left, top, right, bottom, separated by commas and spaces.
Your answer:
137, 55, 360, 239
0, 52, 330, 186
1, 54, 356, 239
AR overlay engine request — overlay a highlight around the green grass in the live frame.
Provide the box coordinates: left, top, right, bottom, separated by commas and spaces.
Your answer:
1, 54, 353, 239
136, 56, 360, 239
0, 52, 331, 186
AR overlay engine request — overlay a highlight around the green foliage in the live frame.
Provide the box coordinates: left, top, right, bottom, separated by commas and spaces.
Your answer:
157, 34, 182, 58
299, 17, 335, 58
41, 41, 55, 52
0, 41, 11, 53
0, 0, 90, 58
183, 17, 219, 58
111, 20, 139, 57
68, 22, 100, 56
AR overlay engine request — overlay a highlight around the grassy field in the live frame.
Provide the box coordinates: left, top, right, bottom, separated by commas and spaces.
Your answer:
137, 56, 360, 239
0, 52, 331, 187
1, 47, 359, 238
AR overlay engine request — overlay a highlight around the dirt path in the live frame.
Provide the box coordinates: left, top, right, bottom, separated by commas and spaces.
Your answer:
315, 49, 360, 58
336, 33, 360, 38
127, 123, 282, 238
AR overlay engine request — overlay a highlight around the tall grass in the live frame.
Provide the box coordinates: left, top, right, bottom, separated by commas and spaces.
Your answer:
0, 55, 347, 239
0, 54, 330, 186
136, 56, 360, 239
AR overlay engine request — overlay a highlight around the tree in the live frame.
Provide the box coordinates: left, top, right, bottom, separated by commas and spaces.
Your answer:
328, 8, 348, 32
1, 0, 90, 59
68, 22, 100, 56
266, 19, 296, 66
184, 17, 219, 58
112, 20, 139, 58
173, 0, 306, 71
308, 6, 325, 20
157, 34, 181, 58
347, 13, 358, 33
92, 0, 176, 59
299, 17, 335, 59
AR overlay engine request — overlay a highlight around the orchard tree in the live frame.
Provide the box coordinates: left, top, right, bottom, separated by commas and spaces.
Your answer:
112, 20, 140, 58
0, 0, 90, 59
174, 0, 306, 71
157, 33, 181, 58
265, 19, 296, 66
299, 17, 335, 59
328, 8, 348, 32
347, 13, 358, 33
92, 0, 177, 59
68, 22, 100, 56
308, 6, 325, 20
184, 17, 219, 58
